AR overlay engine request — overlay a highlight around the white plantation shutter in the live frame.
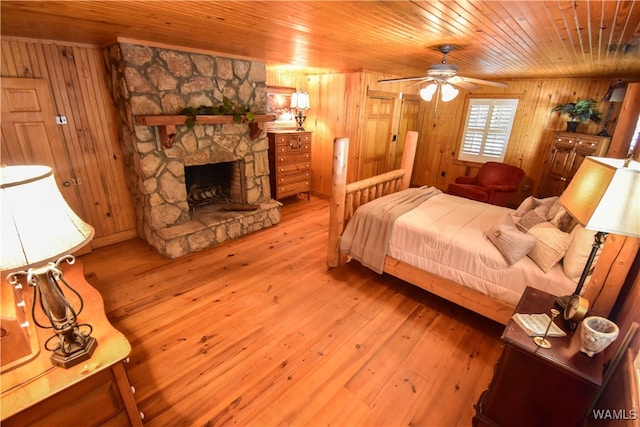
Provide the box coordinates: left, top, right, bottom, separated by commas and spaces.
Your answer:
458, 98, 519, 163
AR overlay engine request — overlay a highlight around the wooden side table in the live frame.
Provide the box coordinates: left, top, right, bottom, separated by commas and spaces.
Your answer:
1, 260, 143, 426
473, 286, 606, 427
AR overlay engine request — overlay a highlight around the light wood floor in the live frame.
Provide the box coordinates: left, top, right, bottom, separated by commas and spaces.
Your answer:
79, 196, 504, 426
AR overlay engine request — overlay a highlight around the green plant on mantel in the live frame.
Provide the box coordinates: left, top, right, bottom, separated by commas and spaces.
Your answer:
551, 98, 602, 124
179, 97, 256, 128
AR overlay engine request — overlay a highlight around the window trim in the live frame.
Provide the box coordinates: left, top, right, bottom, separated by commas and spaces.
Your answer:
455, 94, 522, 165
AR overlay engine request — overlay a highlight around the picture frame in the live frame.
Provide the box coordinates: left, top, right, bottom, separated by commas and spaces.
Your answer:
265, 85, 296, 130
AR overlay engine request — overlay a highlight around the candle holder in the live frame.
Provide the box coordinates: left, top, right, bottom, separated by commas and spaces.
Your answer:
533, 309, 560, 349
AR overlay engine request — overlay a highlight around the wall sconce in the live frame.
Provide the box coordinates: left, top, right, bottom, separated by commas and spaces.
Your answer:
1, 165, 97, 368
290, 91, 310, 131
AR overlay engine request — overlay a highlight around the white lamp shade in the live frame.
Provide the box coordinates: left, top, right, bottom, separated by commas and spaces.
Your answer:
420, 83, 438, 101
290, 92, 310, 110
559, 157, 640, 238
1, 165, 95, 272
441, 83, 459, 102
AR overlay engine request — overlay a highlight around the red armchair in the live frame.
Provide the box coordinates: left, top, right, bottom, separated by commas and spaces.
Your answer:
447, 162, 525, 207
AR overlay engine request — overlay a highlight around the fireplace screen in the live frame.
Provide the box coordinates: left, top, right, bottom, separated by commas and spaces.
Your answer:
184, 161, 245, 210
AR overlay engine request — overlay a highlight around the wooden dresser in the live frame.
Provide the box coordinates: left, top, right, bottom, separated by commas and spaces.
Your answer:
473, 287, 605, 427
1, 260, 143, 427
538, 131, 610, 197
267, 131, 311, 200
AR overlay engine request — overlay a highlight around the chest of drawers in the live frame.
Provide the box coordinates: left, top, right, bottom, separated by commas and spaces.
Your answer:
268, 131, 312, 200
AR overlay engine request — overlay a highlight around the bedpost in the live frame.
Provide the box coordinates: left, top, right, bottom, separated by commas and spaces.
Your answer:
328, 137, 349, 268
400, 131, 418, 190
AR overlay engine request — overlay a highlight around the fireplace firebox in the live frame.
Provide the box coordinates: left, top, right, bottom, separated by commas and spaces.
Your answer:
185, 161, 245, 211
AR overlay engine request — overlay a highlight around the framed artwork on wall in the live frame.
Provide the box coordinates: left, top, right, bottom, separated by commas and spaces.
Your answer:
266, 85, 296, 130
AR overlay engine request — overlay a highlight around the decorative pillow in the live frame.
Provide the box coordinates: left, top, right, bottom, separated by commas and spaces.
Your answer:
515, 209, 547, 232
512, 196, 557, 219
527, 222, 572, 272
563, 224, 602, 281
533, 198, 556, 218
547, 199, 577, 233
486, 214, 537, 265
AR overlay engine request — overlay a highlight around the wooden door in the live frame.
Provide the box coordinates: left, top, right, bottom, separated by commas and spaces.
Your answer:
360, 91, 397, 180
1, 78, 89, 247
393, 95, 420, 170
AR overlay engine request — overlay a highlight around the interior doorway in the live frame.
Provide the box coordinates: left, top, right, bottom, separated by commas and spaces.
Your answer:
358, 90, 420, 180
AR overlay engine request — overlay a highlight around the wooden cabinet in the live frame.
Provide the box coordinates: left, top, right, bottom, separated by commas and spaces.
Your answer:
268, 131, 312, 200
473, 287, 605, 427
539, 132, 610, 197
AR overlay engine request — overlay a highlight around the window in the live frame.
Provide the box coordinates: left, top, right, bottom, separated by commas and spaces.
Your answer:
458, 98, 519, 163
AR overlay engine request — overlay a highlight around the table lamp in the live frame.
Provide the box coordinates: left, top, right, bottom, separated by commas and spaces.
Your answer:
556, 156, 640, 317
598, 80, 627, 137
1, 165, 97, 368
290, 91, 310, 131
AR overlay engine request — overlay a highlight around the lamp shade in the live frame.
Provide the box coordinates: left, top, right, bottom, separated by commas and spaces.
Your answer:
441, 83, 459, 102
420, 83, 438, 101
559, 157, 640, 238
601, 80, 627, 102
1, 165, 95, 272
290, 92, 310, 110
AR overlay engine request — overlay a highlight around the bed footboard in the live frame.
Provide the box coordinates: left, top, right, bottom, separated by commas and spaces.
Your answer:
327, 131, 418, 268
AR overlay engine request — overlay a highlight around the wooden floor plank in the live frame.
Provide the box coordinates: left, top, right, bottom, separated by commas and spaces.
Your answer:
79, 195, 504, 426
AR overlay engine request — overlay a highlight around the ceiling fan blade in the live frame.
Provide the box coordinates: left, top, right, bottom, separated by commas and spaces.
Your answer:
454, 76, 509, 88
378, 76, 430, 83
407, 77, 436, 87
446, 77, 480, 91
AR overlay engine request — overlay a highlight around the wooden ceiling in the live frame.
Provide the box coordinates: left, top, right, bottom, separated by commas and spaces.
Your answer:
1, 1, 639, 80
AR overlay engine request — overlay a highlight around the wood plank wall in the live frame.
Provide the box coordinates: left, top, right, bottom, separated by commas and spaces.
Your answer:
0, 36, 624, 246
1, 37, 137, 248
269, 68, 622, 204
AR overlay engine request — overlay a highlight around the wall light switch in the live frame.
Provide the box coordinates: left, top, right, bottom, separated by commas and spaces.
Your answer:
55, 115, 68, 125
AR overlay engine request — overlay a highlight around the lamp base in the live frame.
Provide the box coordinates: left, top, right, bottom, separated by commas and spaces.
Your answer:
294, 111, 306, 131
533, 336, 552, 348
555, 294, 571, 309
50, 336, 98, 368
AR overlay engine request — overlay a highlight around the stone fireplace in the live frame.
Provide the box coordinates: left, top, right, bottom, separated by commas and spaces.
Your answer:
104, 41, 281, 258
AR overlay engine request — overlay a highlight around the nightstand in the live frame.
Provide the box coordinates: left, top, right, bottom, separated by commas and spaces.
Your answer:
473, 286, 606, 427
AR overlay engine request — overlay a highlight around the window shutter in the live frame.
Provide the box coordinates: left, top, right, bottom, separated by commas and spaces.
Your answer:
459, 98, 518, 163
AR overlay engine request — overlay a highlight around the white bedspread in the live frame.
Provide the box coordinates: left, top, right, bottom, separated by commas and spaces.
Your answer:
384, 193, 576, 306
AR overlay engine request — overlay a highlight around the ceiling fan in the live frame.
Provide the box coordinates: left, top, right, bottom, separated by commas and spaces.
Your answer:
378, 45, 508, 92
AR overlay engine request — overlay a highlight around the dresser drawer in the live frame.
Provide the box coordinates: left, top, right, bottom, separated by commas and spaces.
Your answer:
274, 137, 311, 153
276, 162, 310, 174
276, 152, 311, 165
276, 180, 311, 198
276, 170, 311, 185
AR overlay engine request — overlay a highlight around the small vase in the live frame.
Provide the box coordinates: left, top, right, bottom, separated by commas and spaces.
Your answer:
580, 316, 619, 357
566, 121, 579, 133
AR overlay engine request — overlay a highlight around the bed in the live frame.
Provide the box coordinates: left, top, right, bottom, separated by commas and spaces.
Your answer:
327, 131, 638, 324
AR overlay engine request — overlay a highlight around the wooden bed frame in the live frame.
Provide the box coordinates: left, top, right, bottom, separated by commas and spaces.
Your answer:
327, 131, 639, 325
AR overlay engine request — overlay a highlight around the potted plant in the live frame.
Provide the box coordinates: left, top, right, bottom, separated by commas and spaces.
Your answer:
551, 99, 602, 132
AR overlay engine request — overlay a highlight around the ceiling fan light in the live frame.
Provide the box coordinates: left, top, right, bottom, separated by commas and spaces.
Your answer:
420, 83, 438, 101
441, 83, 459, 102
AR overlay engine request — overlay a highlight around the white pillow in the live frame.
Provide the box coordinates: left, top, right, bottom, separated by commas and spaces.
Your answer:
527, 222, 572, 273
563, 224, 602, 281
486, 214, 537, 265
